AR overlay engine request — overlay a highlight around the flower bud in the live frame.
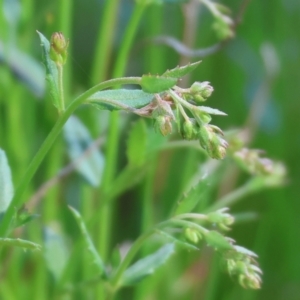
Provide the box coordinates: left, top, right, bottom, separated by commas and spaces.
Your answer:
181, 119, 199, 140
207, 208, 234, 231
184, 228, 202, 244
50, 32, 69, 65
190, 81, 214, 103
153, 115, 173, 136
198, 125, 228, 159
212, 15, 234, 40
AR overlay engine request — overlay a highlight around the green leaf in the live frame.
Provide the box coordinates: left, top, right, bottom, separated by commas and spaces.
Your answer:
44, 227, 69, 281
0, 149, 14, 214
37, 31, 60, 108
120, 243, 175, 286
198, 106, 227, 116
88, 89, 154, 111
0, 237, 41, 251
126, 120, 147, 166
204, 231, 233, 250
233, 245, 258, 257
163, 61, 202, 78
157, 230, 199, 251
173, 176, 210, 216
141, 75, 177, 93
63, 116, 105, 187
68, 206, 107, 277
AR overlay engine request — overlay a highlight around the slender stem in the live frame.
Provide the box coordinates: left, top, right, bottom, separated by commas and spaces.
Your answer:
0, 77, 142, 237
97, 1, 147, 262
111, 218, 208, 292
111, 230, 154, 291
174, 213, 208, 220
57, 64, 65, 113
91, 0, 121, 84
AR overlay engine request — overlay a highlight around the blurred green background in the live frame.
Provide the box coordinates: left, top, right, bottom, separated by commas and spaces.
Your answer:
0, 0, 300, 299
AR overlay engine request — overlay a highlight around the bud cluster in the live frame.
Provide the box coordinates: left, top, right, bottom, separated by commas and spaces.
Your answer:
207, 208, 234, 231
198, 124, 228, 159
224, 248, 262, 289
233, 148, 274, 175
166, 82, 229, 159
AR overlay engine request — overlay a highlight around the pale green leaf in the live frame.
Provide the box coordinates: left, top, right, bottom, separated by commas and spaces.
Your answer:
68, 206, 107, 277
126, 120, 147, 166
157, 230, 199, 251
44, 227, 69, 281
63, 116, 105, 187
141, 75, 177, 93
204, 231, 233, 250
37, 31, 60, 108
88, 89, 154, 111
163, 60, 202, 78
121, 243, 175, 286
0, 149, 14, 214
173, 176, 210, 216
198, 106, 227, 116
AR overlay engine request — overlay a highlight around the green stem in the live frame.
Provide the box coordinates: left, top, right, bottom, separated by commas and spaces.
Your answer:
57, 64, 65, 113
110, 218, 207, 293
91, 0, 121, 83
111, 230, 154, 291
97, 1, 147, 262
0, 77, 142, 237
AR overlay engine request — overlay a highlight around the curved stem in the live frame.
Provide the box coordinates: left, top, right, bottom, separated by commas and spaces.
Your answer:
0, 77, 142, 237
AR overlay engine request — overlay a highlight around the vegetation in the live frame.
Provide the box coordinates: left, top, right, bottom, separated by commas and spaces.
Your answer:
0, 0, 299, 299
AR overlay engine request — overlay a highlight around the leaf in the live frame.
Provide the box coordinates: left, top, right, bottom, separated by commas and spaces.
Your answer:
141, 75, 177, 93
126, 120, 147, 166
198, 106, 227, 116
173, 176, 210, 216
63, 116, 105, 187
0, 238, 41, 251
88, 89, 154, 111
120, 243, 175, 286
44, 227, 69, 281
204, 231, 233, 250
233, 245, 258, 257
0, 149, 14, 214
156, 230, 199, 251
37, 31, 60, 108
68, 206, 107, 277
163, 60, 202, 78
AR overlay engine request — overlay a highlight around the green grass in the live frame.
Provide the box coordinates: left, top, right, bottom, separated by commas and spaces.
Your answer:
0, 0, 299, 299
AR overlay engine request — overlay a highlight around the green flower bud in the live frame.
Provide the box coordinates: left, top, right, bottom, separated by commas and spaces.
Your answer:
50, 32, 69, 65
153, 115, 173, 136
181, 119, 199, 140
207, 208, 234, 231
189, 81, 214, 103
184, 227, 202, 244
212, 15, 234, 40
198, 125, 228, 159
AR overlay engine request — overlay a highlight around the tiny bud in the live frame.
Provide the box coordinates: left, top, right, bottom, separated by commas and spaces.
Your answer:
212, 15, 235, 40
190, 81, 214, 102
50, 32, 69, 65
153, 115, 173, 136
181, 119, 198, 140
184, 228, 202, 244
